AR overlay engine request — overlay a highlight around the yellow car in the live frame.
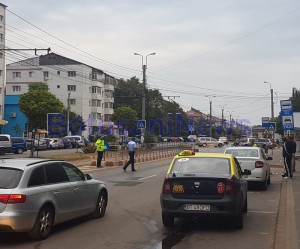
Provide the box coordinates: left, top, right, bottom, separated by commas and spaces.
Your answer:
160, 150, 251, 229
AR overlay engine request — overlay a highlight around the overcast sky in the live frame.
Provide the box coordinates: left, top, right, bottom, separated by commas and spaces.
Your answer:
3, 0, 300, 126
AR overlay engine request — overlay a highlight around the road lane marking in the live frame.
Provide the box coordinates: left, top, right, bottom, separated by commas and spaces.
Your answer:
138, 175, 157, 181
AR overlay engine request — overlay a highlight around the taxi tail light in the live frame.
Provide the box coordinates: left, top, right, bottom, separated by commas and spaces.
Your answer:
162, 178, 172, 194
0, 194, 27, 204
224, 176, 240, 195
255, 161, 264, 168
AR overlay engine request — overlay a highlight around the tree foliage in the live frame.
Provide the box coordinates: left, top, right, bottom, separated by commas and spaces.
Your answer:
19, 82, 65, 130
292, 87, 300, 112
110, 106, 137, 122
114, 77, 188, 136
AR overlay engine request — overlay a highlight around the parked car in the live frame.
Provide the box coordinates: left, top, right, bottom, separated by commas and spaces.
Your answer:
62, 137, 73, 149
160, 150, 250, 229
0, 158, 108, 240
45, 138, 64, 149
0, 134, 13, 155
121, 137, 141, 145
224, 147, 272, 190
197, 137, 223, 147
64, 136, 85, 148
25, 139, 47, 151
11, 137, 27, 154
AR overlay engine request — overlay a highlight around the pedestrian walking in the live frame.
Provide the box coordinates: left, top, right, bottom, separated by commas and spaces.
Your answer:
95, 136, 105, 168
123, 137, 137, 172
282, 136, 297, 179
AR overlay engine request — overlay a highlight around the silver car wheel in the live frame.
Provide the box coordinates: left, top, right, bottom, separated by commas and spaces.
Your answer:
28, 206, 54, 240
94, 191, 107, 218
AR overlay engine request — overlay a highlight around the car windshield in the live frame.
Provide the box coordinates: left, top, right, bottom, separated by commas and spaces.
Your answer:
171, 157, 230, 176
225, 149, 258, 157
0, 167, 23, 189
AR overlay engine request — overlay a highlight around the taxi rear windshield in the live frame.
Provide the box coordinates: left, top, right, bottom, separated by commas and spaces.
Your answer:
225, 149, 258, 157
0, 167, 23, 189
171, 157, 230, 175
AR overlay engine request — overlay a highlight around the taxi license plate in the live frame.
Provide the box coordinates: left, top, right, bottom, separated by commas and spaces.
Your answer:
184, 204, 210, 211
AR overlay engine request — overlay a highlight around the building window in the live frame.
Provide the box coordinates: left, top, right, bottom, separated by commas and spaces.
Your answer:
91, 99, 101, 107
92, 73, 97, 80
91, 86, 101, 94
0, 87, 2, 94
68, 71, 76, 77
0, 33, 3, 42
13, 86, 21, 92
29, 72, 33, 78
67, 85, 76, 91
57, 85, 60, 88
57, 71, 60, 75
0, 70, 2, 76
13, 72, 21, 78
0, 15, 3, 22
105, 102, 113, 109
43, 71, 49, 78
104, 114, 110, 121
70, 99, 76, 105
97, 113, 101, 120
0, 52, 3, 58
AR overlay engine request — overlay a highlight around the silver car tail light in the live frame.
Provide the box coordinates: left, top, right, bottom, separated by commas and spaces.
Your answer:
0, 194, 26, 204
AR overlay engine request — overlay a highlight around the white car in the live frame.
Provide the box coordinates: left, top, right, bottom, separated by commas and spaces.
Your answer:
224, 147, 272, 190
197, 137, 223, 147
218, 136, 228, 144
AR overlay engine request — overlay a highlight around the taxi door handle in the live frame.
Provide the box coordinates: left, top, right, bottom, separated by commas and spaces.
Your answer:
73, 187, 79, 192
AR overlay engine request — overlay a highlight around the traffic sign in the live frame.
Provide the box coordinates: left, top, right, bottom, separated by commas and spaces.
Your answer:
268, 122, 276, 131
188, 125, 194, 132
262, 117, 270, 128
280, 99, 294, 131
137, 120, 146, 129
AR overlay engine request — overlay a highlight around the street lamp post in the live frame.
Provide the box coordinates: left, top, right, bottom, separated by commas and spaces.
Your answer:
134, 52, 156, 121
219, 104, 227, 127
205, 95, 216, 137
264, 81, 274, 121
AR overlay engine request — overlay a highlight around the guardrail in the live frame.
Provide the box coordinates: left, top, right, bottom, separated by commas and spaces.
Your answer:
103, 142, 196, 161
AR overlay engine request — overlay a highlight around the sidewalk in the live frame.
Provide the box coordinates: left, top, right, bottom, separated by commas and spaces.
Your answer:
274, 158, 299, 249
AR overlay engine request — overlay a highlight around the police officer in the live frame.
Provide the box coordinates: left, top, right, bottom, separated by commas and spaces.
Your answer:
95, 136, 105, 168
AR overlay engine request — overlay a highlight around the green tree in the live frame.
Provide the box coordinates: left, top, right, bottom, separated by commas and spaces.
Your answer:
114, 77, 188, 136
292, 88, 300, 112
19, 82, 65, 130
110, 106, 138, 136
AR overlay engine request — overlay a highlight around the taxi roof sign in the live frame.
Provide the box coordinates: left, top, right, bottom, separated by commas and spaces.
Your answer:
178, 150, 195, 156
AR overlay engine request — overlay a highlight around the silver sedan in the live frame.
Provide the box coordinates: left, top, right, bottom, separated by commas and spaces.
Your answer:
224, 147, 272, 190
0, 158, 108, 240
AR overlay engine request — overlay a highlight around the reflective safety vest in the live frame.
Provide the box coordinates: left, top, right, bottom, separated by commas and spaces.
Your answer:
95, 139, 105, 152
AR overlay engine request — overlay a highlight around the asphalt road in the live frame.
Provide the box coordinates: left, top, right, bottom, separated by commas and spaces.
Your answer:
0, 145, 284, 249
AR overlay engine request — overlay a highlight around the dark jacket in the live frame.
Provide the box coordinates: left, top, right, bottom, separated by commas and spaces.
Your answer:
283, 140, 297, 157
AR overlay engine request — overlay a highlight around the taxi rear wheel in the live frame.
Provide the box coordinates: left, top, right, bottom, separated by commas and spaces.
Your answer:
162, 212, 174, 227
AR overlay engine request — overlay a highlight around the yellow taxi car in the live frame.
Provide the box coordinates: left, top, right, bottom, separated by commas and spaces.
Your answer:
160, 150, 251, 229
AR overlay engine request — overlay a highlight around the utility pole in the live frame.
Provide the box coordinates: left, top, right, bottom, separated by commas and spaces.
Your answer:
67, 92, 71, 136
264, 81, 274, 121
205, 95, 216, 137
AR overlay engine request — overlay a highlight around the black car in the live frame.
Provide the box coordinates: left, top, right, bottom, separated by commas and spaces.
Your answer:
160, 151, 250, 229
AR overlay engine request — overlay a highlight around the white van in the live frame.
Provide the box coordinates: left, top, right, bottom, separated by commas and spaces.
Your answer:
0, 134, 13, 155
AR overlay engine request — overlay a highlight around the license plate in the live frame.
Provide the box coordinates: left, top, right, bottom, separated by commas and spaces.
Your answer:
184, 204, 210, 211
